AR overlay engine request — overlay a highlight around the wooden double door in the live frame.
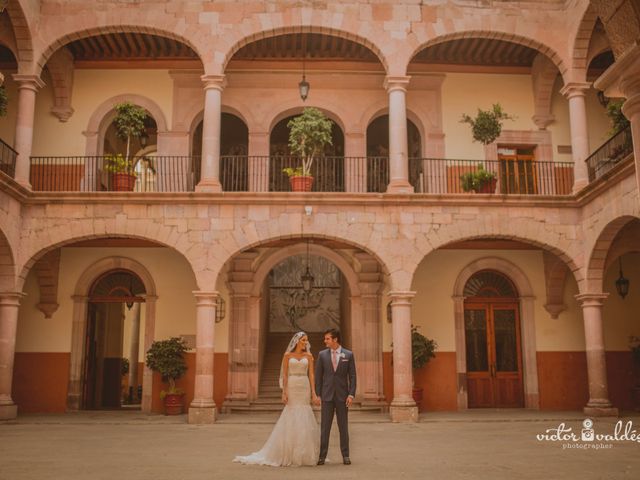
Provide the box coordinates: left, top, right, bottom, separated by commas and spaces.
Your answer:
464, 301, 524, 408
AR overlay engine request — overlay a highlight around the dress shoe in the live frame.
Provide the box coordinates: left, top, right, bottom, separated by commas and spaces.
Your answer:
343, 457, 351, 465
317, 459, 325, 465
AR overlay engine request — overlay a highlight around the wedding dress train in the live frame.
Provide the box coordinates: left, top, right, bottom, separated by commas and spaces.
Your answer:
233, 357, 320, 467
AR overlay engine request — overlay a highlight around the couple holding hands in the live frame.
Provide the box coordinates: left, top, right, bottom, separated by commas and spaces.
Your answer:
234, 328, 356, 467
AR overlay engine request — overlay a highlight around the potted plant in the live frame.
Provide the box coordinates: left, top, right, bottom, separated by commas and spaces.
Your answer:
283, 107, 333, 192
607, 99, 630, 136
411, 325, 437, 404
145, 337, 188, 415
0, 85, 7, 117
460, 164, 498, 193
106, 101, 148, 191
630, 336, 640, 411
461, 103, 515, 145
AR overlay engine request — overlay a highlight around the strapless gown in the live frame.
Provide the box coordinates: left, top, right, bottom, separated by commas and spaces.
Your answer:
233, 356, 320, 467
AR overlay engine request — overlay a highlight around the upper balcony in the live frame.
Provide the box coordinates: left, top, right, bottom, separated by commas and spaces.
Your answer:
0, 19, 633, 202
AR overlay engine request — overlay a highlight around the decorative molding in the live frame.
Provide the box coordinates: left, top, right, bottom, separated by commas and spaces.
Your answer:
33, 249, 61, 318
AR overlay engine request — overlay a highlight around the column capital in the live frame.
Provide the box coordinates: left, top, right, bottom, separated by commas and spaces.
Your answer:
0, 292, 25, 306
200, 74, 226, 91
560, 82, 591, 99
11, 74, 45, 91
193, 291, 220, 304
388, 290, 416, 303
575, 292, 609, 307
384, 76, 411, 93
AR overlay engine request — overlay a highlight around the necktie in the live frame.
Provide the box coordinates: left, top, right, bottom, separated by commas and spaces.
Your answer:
332, 350, 338, 371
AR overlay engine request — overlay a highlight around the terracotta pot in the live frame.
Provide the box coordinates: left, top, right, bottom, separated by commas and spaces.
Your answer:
163, 393, 184, 415
476, 178, 497, 194
289, 175, 314, 192
111, 173, 136, 192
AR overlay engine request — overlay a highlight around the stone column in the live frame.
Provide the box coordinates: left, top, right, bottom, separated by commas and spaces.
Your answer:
388, 291, 418, 422
188, 291, 218, 424
344, 132, 367, 192
127, 302, 141, 402
66, 295, 89, 410
12, 75, 45, 188
575, 293, 618, 417
385, 76, 413, 194
248, 132, 269, 192
140, 295, 157, 413
196, 75, 225, 193
0, 293, 24, 420
560, 82, 591, 192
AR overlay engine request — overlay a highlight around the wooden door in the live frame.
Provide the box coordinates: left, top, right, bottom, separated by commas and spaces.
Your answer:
499, 152, 537, 194
465, 302, 523, 408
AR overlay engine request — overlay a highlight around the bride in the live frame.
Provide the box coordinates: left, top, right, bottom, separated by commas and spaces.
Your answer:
233, 331, 320, 467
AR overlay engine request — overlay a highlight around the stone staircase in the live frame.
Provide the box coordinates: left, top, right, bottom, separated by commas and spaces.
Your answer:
225, 332, 386, 413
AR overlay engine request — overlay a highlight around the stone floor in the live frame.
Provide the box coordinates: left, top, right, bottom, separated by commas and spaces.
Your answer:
1, 410, 639, 479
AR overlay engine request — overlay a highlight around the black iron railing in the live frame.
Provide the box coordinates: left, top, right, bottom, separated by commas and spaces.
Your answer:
586, 126, 633, 182
29, 156, 199, 192
409, 158, 574, 195
0, 137, 17, 179
27, 155, 575, 195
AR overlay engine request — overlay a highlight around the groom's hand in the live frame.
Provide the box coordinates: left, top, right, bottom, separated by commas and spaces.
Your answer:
346, 395, 353, 408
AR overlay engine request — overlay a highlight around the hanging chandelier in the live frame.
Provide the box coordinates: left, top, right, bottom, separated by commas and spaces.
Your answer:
615, 257, 630, 299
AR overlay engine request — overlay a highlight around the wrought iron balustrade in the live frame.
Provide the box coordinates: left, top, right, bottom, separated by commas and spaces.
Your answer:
0, 137, 17, 179
409, 158, 574, 195
585, 126, 633, 182
29, 156, 199, 192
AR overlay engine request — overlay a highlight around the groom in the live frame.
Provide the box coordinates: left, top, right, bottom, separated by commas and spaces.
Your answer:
314, 328, 356, 465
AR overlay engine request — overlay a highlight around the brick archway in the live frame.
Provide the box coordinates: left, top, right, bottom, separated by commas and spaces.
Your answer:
586, 216, 639, 293
223, 241, 385, 409
452, 257, 539, 410
36, 26, 204, 77
408, 31, 568, 81
222, 26, 389, 74
5, 1, 34, 73
66, 256, 158, 413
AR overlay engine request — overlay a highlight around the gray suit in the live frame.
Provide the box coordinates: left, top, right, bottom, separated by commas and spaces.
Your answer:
315, 347, 357, 460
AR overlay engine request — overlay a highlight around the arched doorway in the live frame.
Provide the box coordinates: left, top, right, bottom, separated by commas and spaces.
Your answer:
269, 114, 345, 192
83, 270, 146, 410
463, 270, 523, 408
366, 115, 422, 192
224, 241, 385, 411
258, 253, 347, 402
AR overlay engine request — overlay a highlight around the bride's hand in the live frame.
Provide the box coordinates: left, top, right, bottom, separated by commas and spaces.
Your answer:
312, 394, 320, 406
282, 392, 288, 404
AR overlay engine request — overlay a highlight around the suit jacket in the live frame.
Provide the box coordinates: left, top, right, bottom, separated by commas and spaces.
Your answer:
315, 347, 357, 402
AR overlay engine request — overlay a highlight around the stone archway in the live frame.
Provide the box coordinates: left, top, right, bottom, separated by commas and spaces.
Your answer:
224, 242, 385, 410
452, 257, 539, 410
66, 257, 158, 413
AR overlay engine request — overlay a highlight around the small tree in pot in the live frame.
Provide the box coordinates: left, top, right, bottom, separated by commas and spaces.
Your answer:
283, 107, 333, 192
105, 102, 148, 191
411, 325, 437, 404
145, 337, 188, 415
461, 103, 515, 145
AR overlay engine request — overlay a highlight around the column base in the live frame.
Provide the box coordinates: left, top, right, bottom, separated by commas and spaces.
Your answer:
389, 404, 418, 423
386, 180, 414, 194
583, 405, 619, 417
188, 406, 217, 424
0, 403, 18, 420
195, 180, 223, 193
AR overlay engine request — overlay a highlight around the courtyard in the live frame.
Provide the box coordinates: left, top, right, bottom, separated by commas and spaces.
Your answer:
1, 411, 639, 479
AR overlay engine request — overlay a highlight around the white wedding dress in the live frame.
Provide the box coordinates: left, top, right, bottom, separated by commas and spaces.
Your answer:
234, 357, 320, 467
